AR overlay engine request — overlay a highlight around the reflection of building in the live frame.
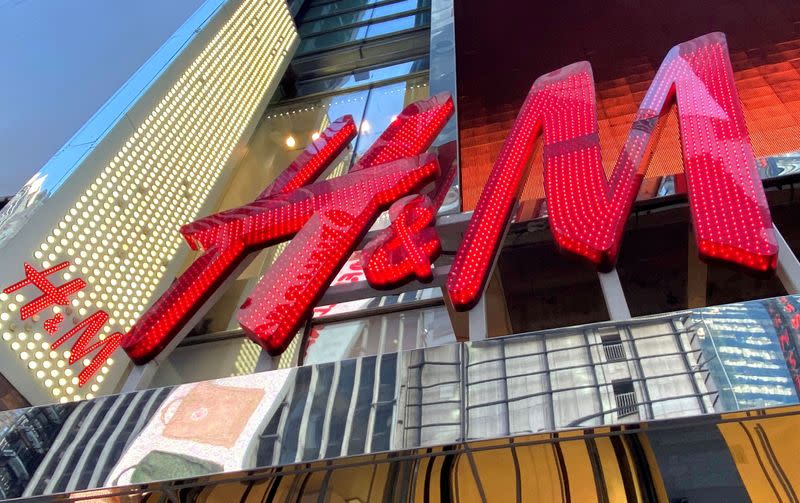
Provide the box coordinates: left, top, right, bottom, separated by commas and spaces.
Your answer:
697, 302, 798, 410
3, 0, 800, 501
0, 406, 68, 498
403, 316, 714, 447
6, 310, 800, 500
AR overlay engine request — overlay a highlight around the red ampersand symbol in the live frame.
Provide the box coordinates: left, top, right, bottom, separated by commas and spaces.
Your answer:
43, 313, 64, 335
361, 194, 441, 287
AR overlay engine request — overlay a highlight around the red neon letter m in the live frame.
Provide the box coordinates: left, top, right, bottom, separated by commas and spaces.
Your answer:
448, 32, 778, 310
51, 311, 121, 387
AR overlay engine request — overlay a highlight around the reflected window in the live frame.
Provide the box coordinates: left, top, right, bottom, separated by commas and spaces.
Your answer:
371, 0, 430, 18
299, 9, 374, 36
365, 11, 430, 38
299, 0, 430, 37
303, 305, 455, 365
303, 0, 383, 19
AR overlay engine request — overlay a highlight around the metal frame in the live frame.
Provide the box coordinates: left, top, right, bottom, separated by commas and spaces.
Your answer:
776, 223, 800, 294
300, 0, 414, 22
299, 6, 431, 38
597, 269, 632, 320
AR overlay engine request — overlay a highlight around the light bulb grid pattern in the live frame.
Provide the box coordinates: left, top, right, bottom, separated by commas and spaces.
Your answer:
0, 0, 296, 402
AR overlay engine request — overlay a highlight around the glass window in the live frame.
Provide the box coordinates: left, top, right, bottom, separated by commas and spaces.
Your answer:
148, 337, 267, 387
221, 86, 369, 206
303, 0, 386, 20
365, 11, 430, 38
299, 25, 369, 53
301, 0, 428, 36
371, 0, 429, 18
299, 10, 375, 36
298, 11, 430, 54
296, 57, 429, 96
313, 286, 442, 319
302, 305, 456, 365
353, 76, 429, 158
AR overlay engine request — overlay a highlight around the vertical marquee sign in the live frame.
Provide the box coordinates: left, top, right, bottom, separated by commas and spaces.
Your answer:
0, 0, 299, 401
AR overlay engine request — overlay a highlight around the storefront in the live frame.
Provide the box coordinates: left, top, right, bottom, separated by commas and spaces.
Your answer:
1, 0, 800, 500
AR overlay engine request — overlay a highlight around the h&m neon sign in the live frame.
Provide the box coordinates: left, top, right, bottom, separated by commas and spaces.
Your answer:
4, 32, 779, 385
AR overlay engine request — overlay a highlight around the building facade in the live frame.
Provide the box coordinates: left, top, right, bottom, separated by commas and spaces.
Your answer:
0, 0, 800, 501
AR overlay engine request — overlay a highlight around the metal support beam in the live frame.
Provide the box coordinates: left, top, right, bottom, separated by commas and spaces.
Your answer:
775, 224, 800, 294
467, 295, 489, 341
118, 361, 159, 394
255, 349, 276, 372
687, 226, 708, 308
597, 268, 631, 320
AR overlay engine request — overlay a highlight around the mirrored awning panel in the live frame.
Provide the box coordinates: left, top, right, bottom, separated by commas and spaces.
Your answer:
2, 293, 800, 499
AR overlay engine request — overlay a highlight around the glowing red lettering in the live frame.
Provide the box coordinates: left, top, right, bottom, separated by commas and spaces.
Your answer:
447, 32, 777, 310
122, 94, 454, 362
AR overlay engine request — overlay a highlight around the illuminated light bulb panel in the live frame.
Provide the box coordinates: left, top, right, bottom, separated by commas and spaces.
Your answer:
446, 32, 777, 311
122, 93, 454, 362
361, 148, 457, 288
0, 0, 298, 402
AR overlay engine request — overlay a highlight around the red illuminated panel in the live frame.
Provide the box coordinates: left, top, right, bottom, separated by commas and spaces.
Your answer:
123, 93, 453, 362
259, 116, 357, 198
351, 93, 455, 172
121, 118, 357, 363
238, 154, 440, 354
3, 262, 86, 320
447, 32, 777, 310
361, 146, 457, 287
51, 311, 122, 387
361, 194, 440, 286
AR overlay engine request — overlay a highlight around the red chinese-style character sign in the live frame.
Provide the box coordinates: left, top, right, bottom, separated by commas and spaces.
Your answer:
361, 145, 457, 287
122, 94, 454, 362
3, 262, 86, 320
447, 32, 778, 310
